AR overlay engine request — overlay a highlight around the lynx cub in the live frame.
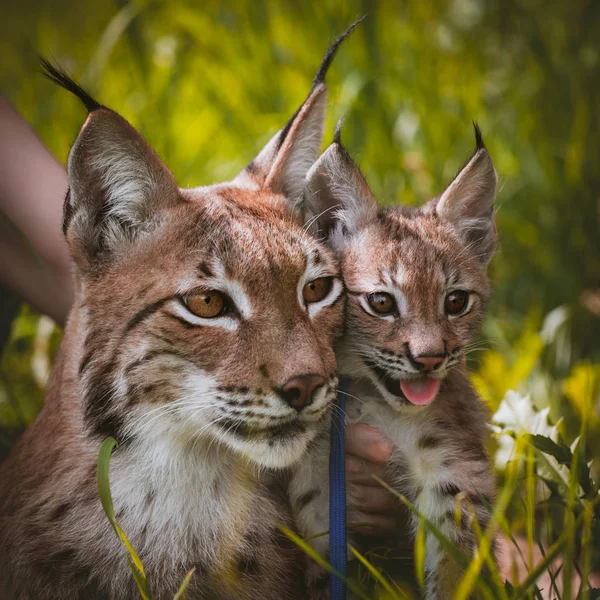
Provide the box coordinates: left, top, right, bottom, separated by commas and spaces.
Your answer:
0, 25, 362, 599
290, 125, 498, 598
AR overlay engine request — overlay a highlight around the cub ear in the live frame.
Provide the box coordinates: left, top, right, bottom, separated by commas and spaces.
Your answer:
234, 18, 364, 207
433, 124, 498, 264
303, 123, 378, 249
42, 62, 179, 270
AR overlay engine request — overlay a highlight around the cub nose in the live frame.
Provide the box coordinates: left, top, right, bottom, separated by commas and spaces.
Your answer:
279, 374, 326, 412
413, 355, 445, 371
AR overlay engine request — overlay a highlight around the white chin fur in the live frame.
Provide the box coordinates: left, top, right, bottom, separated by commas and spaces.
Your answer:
221, 428, 316, 469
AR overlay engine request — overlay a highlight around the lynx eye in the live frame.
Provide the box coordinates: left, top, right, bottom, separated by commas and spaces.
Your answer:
367, 292, 396, 315
183, 291, 229, 318
303, 277, 333, 304
445, 290, 469, 315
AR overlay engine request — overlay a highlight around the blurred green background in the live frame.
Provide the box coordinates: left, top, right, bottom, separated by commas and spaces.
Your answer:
0, 0, 599, 496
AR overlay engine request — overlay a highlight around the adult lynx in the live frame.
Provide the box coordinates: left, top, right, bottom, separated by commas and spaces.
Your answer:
0, 24, 362, 600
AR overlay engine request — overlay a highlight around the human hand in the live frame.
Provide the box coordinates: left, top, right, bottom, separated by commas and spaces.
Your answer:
345, 423, 403, 536
0, 94, 72, 324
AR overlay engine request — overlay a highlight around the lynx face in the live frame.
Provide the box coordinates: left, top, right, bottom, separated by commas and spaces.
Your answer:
304, 127, 497, 411
80, 185, 343, 469
48, 59, 347, 468
340, 205, 490, 409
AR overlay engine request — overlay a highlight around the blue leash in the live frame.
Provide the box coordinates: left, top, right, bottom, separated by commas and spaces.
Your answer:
329, 375, 350, 599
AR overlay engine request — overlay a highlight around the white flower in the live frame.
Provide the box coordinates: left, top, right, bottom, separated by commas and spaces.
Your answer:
492, 390, 553, 469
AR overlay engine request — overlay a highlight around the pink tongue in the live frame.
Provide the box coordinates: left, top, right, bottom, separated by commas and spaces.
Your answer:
400, 378, 440, 405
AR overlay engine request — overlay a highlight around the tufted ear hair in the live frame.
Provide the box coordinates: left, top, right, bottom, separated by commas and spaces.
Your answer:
235, 84, 328, 204
303, 122, 378, 249
42, 61, 179, 271
431, 124, 498, 264
234, 17, 364, 209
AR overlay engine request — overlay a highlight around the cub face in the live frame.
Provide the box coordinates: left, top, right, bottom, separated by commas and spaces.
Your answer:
303, 127, 497, 411
51, 60, 346, 468
341, 206, 490, 409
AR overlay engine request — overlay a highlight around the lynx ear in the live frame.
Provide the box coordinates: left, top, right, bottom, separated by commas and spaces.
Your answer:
434, 125, 498, 264
42, 61, 179, 269
65, 110, 179, 267
234, 18, 364, 207
235, 84, 328, 203
303, 124, 377, 249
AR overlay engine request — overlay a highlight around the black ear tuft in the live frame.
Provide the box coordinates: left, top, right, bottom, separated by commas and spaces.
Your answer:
234, 19, 363, 198
435, 126, 497, 264
312, 15, 366, 88
40, 58, 104, 112
473, 121, 485, 150
276, 17, 365, 152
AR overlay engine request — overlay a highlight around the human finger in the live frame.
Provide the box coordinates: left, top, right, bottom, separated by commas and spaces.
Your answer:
347, 512, 399, 536
345, 455, 389, 485
348, 483, 401, 516
345, 423, 394, 464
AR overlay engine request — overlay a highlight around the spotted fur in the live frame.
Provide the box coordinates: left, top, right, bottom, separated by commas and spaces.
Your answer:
0, 22, 364, 599
290, 126, 498, 598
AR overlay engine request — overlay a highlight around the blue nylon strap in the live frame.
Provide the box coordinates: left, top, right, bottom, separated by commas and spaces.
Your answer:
329, 375, 350, 600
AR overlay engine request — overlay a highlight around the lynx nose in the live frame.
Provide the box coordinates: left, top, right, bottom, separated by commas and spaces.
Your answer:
413, 355, 445, 371
279, 374, 326, 412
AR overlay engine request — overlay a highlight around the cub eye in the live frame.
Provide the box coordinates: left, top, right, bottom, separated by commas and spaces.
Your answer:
445, 290, 469, 315
367, 292, 396, 315
303, 277, 333, 303
183, 291, 229, 318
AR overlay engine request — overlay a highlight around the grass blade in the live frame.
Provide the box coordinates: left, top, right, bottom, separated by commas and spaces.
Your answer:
348, 545, 408, 600
513, 495, 600, 600
467, 505, 510, 600
277, 526, 372, 600
97, 437, 151, 599
173, 568, 195, 600
414, 520, 425, 591
371, 476, 498, 598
